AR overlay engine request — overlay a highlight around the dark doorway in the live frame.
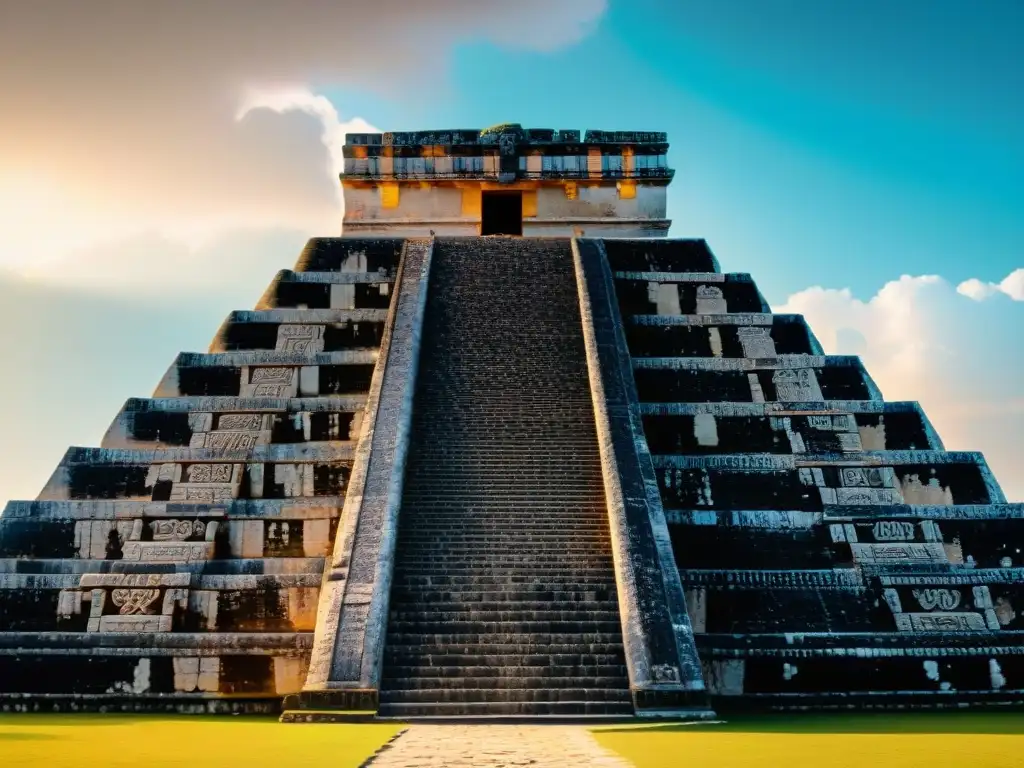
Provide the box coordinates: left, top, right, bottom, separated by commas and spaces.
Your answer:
481, 191, 523, 236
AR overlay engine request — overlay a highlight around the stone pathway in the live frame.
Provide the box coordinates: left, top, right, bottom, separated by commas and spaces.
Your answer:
366, 724, 635, 767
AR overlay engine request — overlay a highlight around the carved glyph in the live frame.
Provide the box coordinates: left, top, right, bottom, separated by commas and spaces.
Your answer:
217, 414, 264, 431
894, 612, 986, 632
913, 588, 962, 612
111, 588, 161, 615
873, 521, 916, 541
151, 519, 205, 541
695, 285, 727, 315
736, 326, 776, 358
276, 324, 325, 354
850, 542, 948, 564
772, 368, 824, 402
241, 367, 298, 398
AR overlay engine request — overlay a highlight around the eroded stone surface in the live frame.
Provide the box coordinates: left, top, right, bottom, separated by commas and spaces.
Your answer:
367, 725, 634, 768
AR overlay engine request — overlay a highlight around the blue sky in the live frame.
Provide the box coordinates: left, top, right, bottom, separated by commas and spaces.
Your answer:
0, 0, 1021, 504
323, 0, 1023, 302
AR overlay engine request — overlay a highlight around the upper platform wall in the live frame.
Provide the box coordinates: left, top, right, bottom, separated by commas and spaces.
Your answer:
340, 126, 673, 238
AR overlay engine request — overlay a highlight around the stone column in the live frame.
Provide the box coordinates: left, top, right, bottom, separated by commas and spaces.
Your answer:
572, 237, 714, 718
287, 238, 433, 712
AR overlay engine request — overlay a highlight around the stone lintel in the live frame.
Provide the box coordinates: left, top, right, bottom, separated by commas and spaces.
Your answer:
0, 498, 343, 520
173, 350, 378, 368
572, 237, 713, 717
0, 631, 312, 653
630, 313, 776, 326
0, 573, 325, 590
633, 355, 858, 370
276, 270, 397, 285
227, 309, 389, 325
300, 238, 433, 703
57, 444, 354, 466
0, 557, 326, 576
678, 568, 864, 587
652, 450, 992, 471
120, 396, 366, 414
665, 504, 1024, 527
639, 400, 933, 417
696, 636, 1024, 655
615, 271, 740, 283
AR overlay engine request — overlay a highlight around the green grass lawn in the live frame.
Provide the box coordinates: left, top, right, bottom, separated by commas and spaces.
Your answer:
592, 711, 1024, 768
0, 715, 402, 768
2, 711, 1021, 767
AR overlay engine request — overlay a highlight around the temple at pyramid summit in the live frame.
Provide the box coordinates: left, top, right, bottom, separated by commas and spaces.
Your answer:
2, 123, 1024, 718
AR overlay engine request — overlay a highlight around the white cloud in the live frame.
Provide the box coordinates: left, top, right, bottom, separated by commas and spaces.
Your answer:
0, 1, 607, 275
957, 268, 1024, 301
237, 87, 381, 204
778, 274, 1024, 501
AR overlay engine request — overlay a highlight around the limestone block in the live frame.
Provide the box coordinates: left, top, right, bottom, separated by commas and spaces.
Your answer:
91, 615, 173, 633
133, 659, 152, 693
836, 431, 863, 452
859, 422, 887, 451
647, 282, 681, 315
198, 658, 220, 692
692, 414, 719, 447
943, 541, 965, 564
187, 412, 214, 432
850, 542, 948, 564
276, 324, 325, 354
899, 474, 955, 505
695, 285, 727, 314
705, 659, 745, 695
288, 588, 320, 631
684, 588, 707, 633
330, 283, 356, 309
173, 657, 200, 692
298, 365, 320, 396
240, 366, 298, 398
273, 657, 306, 695
88, 521, 115, 560
123, 541, 215, 563
708, 327, 723, 357
230, 519, 264, 558
871, 521, 916, 541
57, 589, 82, 618
894, 612, 986, 632
303, 518, 332, 557
835, 488, 902, 505
772, 368, 824, 402
169, 484, 236, 503
80, 573, 191, 589
737, 326, 776, 358
189, 590, 219, 630
747, 373, 766, 403
248, 463, 265, 499
273, 464, 313, 498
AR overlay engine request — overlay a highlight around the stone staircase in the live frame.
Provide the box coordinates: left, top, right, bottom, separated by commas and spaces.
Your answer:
378, 237, 632, 717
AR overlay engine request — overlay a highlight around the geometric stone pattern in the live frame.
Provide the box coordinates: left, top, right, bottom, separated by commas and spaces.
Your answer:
599, 237, 1024, 709
2, 228, 1022, 714
0, 237, 405, 711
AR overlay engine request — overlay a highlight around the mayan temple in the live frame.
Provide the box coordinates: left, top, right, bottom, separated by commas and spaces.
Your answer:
1, 124, 1022, 719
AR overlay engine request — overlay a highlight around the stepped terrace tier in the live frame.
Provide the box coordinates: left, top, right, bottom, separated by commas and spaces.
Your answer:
1, 236, 1021, 714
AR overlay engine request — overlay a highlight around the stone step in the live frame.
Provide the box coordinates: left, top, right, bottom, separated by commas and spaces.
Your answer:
383, 652, 627, 667
393, 575, 618, 587
379, 675, 629, 691
386, 620, 624, 635
376, 700, 634, 717
395, 539, 611, 547
388, 609, 621, 623
379, 688, 631, 704
389, 589, 620, 604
